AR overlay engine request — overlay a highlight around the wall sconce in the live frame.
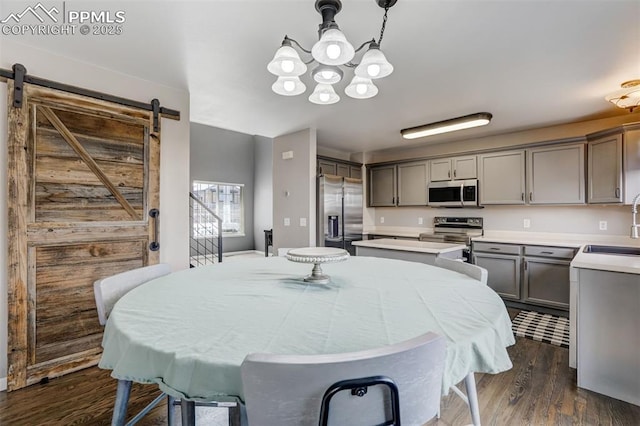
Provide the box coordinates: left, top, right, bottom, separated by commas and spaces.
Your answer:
605, 80, 640, 112
401, 112, 493, 140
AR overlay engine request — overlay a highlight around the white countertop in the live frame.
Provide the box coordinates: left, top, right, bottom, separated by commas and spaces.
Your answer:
570, 244, 640, 275
353, 238, 466, 254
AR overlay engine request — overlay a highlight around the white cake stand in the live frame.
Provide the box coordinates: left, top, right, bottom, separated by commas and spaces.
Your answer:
285, 247, 350, 284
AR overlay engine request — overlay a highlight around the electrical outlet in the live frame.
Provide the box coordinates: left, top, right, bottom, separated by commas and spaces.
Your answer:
523, 218, 531, 229
599, 221, 607, 231
380, 216, 385, 224
418, 217, 424, 225
284, 217, 290, 226
299, 218, 307, 227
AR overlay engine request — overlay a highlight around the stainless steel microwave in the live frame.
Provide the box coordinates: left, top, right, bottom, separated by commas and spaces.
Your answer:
428, 179, 479, 207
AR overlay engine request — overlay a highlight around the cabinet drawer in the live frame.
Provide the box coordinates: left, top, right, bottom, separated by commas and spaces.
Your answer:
524, 245, 576, 259
473, 242, 521, 255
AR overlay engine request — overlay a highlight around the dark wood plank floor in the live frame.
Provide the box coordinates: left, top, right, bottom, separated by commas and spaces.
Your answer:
1, 310, 638, 425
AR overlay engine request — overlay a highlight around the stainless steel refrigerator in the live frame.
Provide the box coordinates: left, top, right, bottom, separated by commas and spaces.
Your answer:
317, 175, 363, 255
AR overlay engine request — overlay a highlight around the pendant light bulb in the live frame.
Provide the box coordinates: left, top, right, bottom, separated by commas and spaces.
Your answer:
354, 43, 393, 79
312, 28, 355, 66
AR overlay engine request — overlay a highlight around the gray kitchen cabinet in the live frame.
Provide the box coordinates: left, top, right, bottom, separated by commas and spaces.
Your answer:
336, 163, 350, 178
473, 242, 522, 300
574, 268, 640, 405
397, 161, 429, 206
429, 155, 477, 182
369, 165, 397, 206
527, 143, 585, 204
349, 166, 362, 180
473, 250, 521, 300
478, 150, 526, 205
474, 242, 575, 311
587, 134, 622, 203
317, 157, 363, 179
523, 245, 574, 310
318, 159, 337, 176
586, 124, 640, 205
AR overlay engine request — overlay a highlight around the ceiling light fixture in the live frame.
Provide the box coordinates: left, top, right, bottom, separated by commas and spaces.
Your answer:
267, 0, 397, 105
401, 113, 493, 140
605, 80, 640, 112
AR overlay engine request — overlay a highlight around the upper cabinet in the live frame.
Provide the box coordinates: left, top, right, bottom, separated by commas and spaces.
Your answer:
369, 165, 397, 207
317, 156, 362, 180
587, 134, 622, 203
368, 161, 429, 207
526, 143, 585, 205
397, 161, 429, 206
429, 156, 477, 181
479, 151, 526, 205
586, 125, 640, 205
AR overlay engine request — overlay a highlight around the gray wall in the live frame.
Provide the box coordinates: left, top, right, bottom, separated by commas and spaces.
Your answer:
191, 123, 255, 252
272, 129, 317, 252
254, 136, 274, 253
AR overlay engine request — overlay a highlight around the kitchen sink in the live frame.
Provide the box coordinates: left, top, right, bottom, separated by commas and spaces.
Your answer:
583, 245, 640, 256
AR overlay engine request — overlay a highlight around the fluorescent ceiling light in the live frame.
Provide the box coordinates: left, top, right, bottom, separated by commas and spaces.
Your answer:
401, 112, 493, 140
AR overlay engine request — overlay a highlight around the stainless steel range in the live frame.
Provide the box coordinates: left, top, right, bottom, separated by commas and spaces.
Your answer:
419, 217, 483, 262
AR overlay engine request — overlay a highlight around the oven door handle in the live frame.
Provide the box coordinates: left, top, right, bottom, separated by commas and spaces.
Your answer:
460, 183, 464, 207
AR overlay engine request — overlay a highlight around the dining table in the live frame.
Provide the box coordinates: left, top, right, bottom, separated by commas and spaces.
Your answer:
99, 255, 515, 425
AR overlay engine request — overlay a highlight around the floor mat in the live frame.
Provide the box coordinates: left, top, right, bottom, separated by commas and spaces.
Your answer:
512, 310, 569, 348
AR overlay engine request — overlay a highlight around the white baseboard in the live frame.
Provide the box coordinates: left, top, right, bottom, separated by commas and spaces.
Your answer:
0, 377, 7, 392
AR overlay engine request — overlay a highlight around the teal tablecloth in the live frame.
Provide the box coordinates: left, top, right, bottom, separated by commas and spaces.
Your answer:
99, 257, 514, 400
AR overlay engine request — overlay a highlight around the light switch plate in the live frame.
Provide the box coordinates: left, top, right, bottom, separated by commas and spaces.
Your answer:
418, 217, 423, 225
380, 216, 385, 224
282, 151, 294, 160
299, 218, 307, 227
523, 219, 531, 229
284, 217, 290, 226
599, 221, 607, 231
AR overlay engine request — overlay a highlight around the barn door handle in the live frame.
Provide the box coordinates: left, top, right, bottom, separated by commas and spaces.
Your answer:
149, 209, 160, 251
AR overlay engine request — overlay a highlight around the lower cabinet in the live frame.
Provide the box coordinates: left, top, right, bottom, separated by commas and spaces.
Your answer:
473, 242, 575, 311
473, 247, 521, 301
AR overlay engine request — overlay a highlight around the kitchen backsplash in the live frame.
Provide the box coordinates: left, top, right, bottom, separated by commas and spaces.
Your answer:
367, 205, 634, 236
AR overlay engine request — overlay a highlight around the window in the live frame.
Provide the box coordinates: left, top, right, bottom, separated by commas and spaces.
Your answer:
192, 181, 244, 236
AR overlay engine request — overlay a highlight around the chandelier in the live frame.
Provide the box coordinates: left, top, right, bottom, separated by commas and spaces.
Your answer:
267, 0, 397, 105
605, 79, 640, 112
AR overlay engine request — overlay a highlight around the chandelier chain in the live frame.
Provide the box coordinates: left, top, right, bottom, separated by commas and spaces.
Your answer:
378, 5, 389, 45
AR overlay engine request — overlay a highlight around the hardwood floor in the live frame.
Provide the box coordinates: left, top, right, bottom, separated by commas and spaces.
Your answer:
1, 312, 638, 425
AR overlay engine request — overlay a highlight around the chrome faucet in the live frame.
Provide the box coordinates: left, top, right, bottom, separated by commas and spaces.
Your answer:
632, 193, 640, 239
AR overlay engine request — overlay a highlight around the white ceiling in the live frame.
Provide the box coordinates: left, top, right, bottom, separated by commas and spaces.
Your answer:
4, 0, 640, 154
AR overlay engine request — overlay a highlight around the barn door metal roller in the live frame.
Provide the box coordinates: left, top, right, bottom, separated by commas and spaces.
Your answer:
0, 63, 180, 131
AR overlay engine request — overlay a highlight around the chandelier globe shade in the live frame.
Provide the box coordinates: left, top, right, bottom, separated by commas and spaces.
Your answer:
309, 83, 340, 105
312, 65, 344, 84
354, 44, 393, 79
272, 76, 307, 96
345, 76, 378, 99
311, 28, 355, 66
267, 45, 307, 77
605, 80, 640, 112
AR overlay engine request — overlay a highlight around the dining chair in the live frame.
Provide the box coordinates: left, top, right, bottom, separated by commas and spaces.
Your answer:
93, 263, 172, 325
240, 331, 446, 426
435, 256, 488, 285
94, 263, 175, 425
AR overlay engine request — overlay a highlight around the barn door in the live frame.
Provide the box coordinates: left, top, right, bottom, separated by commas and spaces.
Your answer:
7, 81, 160, 390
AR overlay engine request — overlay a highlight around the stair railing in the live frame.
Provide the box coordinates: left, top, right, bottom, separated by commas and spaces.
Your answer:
189, 192, 223, 266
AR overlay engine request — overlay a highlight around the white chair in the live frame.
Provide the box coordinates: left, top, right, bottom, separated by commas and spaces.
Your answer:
435, 256, 488, 285
94, 263, 174, 425
93, 263, 172, 325
240, 332, 446, 426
